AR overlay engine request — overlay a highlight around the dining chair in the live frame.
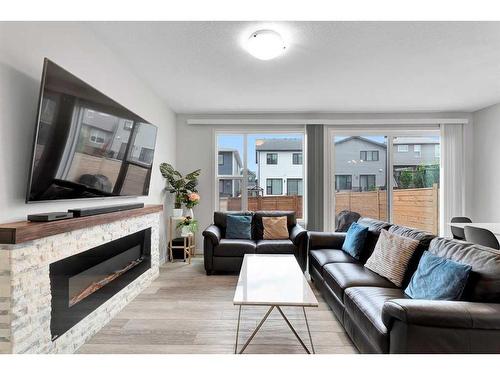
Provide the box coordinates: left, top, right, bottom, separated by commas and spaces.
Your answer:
464, 225, 500, 250
450, 216, 472, 240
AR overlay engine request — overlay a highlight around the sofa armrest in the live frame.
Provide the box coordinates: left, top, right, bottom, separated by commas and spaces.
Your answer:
289, 224, 307, 246
307, 231, 346, 250
202, 224, 221, 246
382, 299, 500, 330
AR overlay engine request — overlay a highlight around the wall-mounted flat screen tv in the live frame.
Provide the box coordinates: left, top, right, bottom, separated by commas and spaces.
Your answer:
26, 59, 158, 202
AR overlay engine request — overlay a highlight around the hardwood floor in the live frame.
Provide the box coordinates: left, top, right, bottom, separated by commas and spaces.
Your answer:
78, 257, 357, 354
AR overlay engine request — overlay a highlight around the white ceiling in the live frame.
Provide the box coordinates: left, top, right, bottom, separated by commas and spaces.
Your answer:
89, 21, 500, 114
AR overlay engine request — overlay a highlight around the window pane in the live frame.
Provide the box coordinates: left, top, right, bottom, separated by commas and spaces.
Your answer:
287, 178, 303, 195
292, 153, 302, 165
250, 134, 304, 218
266, 178, 282, 195
218, 178, 242, 211
217, 135, 244, 177
333, 136, 388, 227
392, 135, 440, 234
335, 175, 352, 191
217, 135, 244, 212
266, 153, 278, 164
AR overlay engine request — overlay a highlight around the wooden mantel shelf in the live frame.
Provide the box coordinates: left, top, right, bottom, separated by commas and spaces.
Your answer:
0, 204, 163, 245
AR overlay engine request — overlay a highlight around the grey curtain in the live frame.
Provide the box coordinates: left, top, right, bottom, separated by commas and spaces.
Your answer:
306, 125, 324, 231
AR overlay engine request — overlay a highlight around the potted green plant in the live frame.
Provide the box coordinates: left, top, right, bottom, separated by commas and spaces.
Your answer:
176, 216, 199, 236
159, 163, 200, 217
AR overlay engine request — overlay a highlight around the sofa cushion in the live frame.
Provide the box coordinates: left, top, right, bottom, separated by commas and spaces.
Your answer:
405, 251, 472, 301
342, 222, 369, 260
256, 239, 295, 254
323, 263, 396, 303
356, 217, 392, 262
428, 237, 500, 302
262, 216, 289, 240
365, 229, 420, 287
213, 211, 254, 237
344, 287, 407, 354
213, 239, 256, 257
388, 224, 436, 287
253, 211, 296, 240
309, 249, 358, 272
226, 214, 252, 239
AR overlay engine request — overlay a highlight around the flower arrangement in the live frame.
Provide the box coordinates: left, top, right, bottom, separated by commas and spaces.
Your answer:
176, 216, 199, 234
184, 192, 200, 209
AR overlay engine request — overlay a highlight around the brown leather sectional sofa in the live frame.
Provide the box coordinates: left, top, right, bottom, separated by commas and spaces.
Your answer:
308, 217, 500, 353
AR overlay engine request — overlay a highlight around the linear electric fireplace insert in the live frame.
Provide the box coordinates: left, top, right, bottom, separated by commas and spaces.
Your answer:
50, 228, 151, 340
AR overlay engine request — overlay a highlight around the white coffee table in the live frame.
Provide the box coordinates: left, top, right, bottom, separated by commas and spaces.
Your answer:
233, 254, 319, 354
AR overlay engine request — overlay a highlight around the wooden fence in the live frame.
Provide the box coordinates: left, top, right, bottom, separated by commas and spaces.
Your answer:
225, 184, 438, 234
227, 195, 303, 218
335, 184, 439, 234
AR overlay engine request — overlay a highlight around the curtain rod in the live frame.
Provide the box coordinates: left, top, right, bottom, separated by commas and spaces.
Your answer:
186, 118, 468, 125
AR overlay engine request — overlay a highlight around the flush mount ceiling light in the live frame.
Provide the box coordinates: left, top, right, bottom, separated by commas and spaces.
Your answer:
245, 29, 286, 60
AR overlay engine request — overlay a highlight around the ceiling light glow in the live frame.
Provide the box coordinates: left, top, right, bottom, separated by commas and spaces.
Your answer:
245, 29, 286, 60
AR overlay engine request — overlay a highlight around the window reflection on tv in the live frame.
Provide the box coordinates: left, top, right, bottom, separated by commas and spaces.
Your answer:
26, 59, 158, 202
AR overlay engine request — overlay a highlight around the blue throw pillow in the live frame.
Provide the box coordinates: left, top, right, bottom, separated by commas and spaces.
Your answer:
226, 215, 252, 240
405, 251, 472, 300
341, 222, 369, 259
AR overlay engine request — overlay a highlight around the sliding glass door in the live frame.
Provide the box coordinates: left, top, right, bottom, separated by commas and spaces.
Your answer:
216, 132, 305, 219
391, 135, 440, 234
330, 131, 440, 234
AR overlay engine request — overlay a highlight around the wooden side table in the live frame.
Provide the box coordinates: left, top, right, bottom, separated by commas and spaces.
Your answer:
168, 216, 196, 264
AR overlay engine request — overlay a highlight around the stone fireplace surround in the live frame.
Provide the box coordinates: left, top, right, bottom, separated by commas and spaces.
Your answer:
0, 205, 162, 354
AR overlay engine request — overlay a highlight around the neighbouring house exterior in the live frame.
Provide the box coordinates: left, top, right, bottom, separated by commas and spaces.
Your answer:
217, 148, 242, 197
334, 136, 440, 191
255, 138, 303, 196
393, 136, 440, 167
334, 137, 387, 192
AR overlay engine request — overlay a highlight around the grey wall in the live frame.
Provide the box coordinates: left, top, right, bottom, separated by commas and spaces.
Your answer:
471, 103, 500, 221
0, 22, 177, 261
393, 143, 439, 166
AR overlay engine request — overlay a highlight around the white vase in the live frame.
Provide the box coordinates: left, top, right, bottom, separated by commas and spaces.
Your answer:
187, 208, 194, 218
172, 208, 183, 218
181, 226, 191, 236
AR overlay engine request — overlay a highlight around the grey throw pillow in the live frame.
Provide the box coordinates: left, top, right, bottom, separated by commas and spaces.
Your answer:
365, 229, 419, 287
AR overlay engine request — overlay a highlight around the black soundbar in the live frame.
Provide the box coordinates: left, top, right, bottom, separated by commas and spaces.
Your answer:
68, 203, 145, 218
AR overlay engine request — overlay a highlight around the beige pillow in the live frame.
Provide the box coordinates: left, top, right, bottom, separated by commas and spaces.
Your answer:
365, 229, 419, 287
262, 216, 289, 240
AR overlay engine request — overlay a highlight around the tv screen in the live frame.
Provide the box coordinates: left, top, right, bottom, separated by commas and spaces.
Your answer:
26, 59, 158, 202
